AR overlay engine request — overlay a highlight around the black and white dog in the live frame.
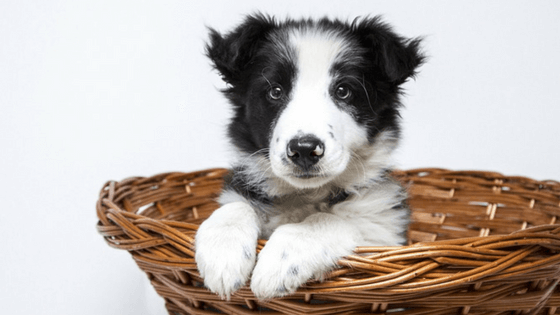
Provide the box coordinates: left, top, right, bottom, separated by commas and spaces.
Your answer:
195, 14, 423, 300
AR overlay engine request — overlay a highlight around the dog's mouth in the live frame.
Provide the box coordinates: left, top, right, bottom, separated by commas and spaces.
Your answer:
290, 168, 328, 179
293, 173, 324, 179
271, 159, 341, 189
280, 168, 334, 189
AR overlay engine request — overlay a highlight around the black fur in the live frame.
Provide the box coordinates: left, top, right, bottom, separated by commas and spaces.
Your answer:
327, 190, 350, 206
223, 167, 273, 206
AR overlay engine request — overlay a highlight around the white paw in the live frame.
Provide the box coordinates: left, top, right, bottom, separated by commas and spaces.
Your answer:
250, 222, 354, 299
195, 202, 259, 299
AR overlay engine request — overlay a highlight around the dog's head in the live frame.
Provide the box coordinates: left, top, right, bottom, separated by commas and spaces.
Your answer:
207, 15, 423, 190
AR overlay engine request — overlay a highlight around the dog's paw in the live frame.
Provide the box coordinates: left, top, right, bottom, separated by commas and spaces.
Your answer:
195, 202, 259, 299
250, 223, 352, 299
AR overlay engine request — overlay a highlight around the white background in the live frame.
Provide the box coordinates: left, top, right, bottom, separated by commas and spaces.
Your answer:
1, 1, 559, 314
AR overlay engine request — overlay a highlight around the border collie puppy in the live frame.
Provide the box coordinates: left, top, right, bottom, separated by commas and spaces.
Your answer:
195, 14, 423, 300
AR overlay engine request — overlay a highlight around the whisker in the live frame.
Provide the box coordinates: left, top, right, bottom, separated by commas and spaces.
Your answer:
261, 67, 273, 88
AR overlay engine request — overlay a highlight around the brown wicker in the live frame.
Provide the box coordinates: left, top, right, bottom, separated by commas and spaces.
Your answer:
96, 168, 560, 315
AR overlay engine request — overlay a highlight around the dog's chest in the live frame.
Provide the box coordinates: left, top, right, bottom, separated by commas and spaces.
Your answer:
259, 197, 330, 239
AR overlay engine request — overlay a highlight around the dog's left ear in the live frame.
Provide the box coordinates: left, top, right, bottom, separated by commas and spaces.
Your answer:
354, 17, 425, 85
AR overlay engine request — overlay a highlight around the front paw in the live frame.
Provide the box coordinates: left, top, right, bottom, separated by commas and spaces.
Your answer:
195, 202, 259, 299
250, 226, 348, 299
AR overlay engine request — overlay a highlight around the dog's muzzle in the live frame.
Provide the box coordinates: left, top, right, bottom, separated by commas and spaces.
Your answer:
286, 135, 324, 173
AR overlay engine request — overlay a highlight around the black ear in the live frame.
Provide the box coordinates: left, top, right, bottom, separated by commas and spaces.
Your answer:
206, 14, 276, 86
353, 17, 424, 85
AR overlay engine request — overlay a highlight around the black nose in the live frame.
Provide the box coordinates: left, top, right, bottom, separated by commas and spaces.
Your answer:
287, 135, 324, 171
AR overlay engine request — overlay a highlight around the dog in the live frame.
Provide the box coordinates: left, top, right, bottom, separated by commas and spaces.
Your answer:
195, 14, 423, 300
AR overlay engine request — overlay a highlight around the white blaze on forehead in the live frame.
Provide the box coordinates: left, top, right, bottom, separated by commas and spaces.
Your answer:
289, 29, 350, 93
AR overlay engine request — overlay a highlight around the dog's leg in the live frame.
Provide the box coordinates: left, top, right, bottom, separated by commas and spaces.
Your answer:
250, 212, 361, 299
195, 201, 260, 299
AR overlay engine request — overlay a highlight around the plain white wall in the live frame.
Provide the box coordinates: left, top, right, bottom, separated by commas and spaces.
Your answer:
1, 1, 559, 314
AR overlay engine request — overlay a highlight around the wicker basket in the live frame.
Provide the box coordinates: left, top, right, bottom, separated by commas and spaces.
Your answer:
96, 168, 560, 315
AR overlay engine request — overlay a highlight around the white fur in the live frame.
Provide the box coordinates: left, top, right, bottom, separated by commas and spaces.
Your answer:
249, 171, 406, 299
250, 212, 361, 299
332, 179, 408, 246
195, 201, 259, 300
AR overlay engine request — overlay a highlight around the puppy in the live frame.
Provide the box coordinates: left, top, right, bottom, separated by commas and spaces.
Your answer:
195, 14, 423, 300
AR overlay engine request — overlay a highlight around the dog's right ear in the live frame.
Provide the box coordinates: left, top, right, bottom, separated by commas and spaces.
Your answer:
206, 14, 276, 86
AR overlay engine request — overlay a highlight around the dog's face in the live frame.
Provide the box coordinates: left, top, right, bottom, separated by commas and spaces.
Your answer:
207, 15, 423, 189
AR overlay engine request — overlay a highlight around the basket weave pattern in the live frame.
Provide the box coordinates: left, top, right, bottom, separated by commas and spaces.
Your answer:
96, 168, 560, 314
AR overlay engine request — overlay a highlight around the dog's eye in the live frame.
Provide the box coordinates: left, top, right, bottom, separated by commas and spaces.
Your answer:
268, 86, 283, 100
335, 85, 352, 100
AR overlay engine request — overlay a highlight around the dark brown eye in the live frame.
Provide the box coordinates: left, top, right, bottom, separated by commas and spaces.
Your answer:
268, 86, 283, 100
335, 85, 352, 100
